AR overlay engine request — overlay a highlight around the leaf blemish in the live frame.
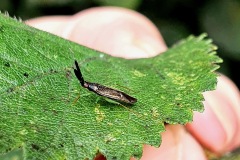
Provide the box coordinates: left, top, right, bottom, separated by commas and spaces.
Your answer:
132, 70, 146, 77
65, 70, 71, 79
4, 62, 10, 67
5, 147, 12, 152
95, 107, 105, 122
144, 124, 149, 129
105, 134, 116, 143
49, 69, 58, 73
23, 72, 29, 78
151, 107, 160, 118
31, 144, 40, 151
52, 109, 58, 115
6, 87, 14, 93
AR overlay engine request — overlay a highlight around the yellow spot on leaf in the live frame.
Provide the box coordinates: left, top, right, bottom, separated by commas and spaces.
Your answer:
132, 70, 146, 77
105, 134, 116, 143
151, 107, 160, 118
19, 129, 28, 135
94, 107, 105, 122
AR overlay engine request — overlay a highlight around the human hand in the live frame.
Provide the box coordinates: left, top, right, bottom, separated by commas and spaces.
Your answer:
26, 7, 240, 160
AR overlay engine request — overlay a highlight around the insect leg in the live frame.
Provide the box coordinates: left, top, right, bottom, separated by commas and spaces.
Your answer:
117, 103, 142, 118
103, 98, 142, 118
72, 94, 81, 105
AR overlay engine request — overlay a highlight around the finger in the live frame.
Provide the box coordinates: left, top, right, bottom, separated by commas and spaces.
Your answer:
25, 16, 70, 35
186, 75, 240, 155
217, 75, 240, 151
131, 125, 206, 160
26, 7, 167, 59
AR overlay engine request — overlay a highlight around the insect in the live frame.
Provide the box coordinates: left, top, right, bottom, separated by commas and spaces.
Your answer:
73, 60, 137, 104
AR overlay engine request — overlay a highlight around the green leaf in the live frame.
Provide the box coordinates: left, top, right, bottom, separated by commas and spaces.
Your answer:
0, 13, 222, 160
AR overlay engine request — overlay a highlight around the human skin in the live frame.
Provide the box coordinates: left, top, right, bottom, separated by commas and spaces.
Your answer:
26, 7, 240, 160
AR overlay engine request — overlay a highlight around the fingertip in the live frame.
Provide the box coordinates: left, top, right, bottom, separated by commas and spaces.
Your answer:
216, 75, 240, 150
25, 16, 70, 36
139, 125, 206, 160
187, 104, 227, 154
187, 75, 240, 154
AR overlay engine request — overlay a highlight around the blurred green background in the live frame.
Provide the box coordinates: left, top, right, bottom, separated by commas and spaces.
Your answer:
1, 0, 239, 88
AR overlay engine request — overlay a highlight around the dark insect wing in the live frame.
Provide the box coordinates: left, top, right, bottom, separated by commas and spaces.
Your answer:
73, 60, 137, 104
88, 83, 137, 104
119, 91, 137, 104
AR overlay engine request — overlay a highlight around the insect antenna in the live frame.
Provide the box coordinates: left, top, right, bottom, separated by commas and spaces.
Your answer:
74, 60, 85, 87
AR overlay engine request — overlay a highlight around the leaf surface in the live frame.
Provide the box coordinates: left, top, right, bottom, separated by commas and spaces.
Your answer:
0, 13, 222, 159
